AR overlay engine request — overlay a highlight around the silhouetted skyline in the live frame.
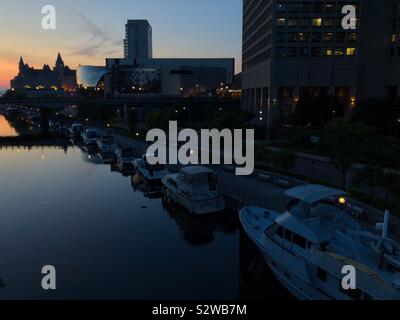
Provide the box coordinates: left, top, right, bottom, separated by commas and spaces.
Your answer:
0, 0, 242, 89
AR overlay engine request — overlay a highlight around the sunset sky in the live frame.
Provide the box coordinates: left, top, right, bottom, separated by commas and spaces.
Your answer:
0, 0, 242, 89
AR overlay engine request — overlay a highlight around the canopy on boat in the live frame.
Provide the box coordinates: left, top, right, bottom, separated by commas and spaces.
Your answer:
285, 184, 347, 204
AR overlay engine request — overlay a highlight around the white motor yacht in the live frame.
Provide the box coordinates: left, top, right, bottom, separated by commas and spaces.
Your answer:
81, 128, 99, 145
115, 147, 136, 173
69, 123, 83, 139
239, 184, 400, 300
98, 135, 117, 154
133, 154, 168, 183
162, 166, 225, 215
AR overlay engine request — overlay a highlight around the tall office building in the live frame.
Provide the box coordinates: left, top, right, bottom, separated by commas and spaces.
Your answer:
241, 0, 400, 122
124, 20, 153, 63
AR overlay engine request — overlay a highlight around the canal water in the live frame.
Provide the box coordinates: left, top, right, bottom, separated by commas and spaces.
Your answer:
0, 116, 291, 300
0, 115, 18, 137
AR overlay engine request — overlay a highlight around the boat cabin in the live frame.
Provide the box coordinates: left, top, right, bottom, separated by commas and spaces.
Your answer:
142, 154, 166, 171
176, 167, 217, 192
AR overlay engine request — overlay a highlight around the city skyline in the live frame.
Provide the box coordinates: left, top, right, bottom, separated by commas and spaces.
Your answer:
0, 0, 242, 89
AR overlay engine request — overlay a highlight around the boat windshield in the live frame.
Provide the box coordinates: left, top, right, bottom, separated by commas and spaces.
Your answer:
184, 173, 217, 190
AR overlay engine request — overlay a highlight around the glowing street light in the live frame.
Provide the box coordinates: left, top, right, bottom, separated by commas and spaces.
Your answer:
338, 197, 347, 205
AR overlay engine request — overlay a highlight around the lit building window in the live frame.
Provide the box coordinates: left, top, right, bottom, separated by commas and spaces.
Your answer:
323, 32, 333, 42
334, 48, 344, 56
348, 32, 357, 42
299, 32, 309, 42
325, 2, 335, 13
323, 48, 333, 56
277, 18, 286, 27
312, 18, 323, 27
391, 34, 397, 43
346, 48, 357, 56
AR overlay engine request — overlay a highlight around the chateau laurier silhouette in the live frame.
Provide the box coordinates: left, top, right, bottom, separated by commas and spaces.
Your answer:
10, 53, 77, 92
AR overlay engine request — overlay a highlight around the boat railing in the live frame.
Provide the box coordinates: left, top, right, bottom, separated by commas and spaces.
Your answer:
312, 249, 400, 299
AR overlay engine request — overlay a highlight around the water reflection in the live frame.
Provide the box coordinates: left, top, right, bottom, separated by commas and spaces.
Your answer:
0, 135, 289, 300
162, 197, 238, 246
239, 231, 293, 300
82, 152, 103, 165
131, 173, 164, 199
0, 115, 18, 137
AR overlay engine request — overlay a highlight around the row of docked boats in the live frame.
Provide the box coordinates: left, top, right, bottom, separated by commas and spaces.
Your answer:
69, 123, 226, 215
67, 123, 400, 300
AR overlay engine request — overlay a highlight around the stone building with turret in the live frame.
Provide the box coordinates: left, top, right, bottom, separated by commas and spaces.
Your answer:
10, 53, 77, 91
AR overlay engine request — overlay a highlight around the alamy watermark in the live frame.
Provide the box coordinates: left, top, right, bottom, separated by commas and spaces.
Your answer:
41, 5, 56, 30
341, 5, 357, 30
342, 265, 357, 290
41, 265, 56, 290
146, 121, 255, 176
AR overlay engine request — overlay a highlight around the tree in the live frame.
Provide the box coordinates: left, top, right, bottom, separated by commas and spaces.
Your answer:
145, 108, 177, 130
378, 171, 400, 205
352, 98, 400, 138
291, 96, 345, 127
353, 165, 383, 199
77, 102, 115, 124
322, 119, 372, 188
272, 149, 297, 171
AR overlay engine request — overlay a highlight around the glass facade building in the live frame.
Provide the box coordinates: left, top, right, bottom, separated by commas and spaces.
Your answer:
76, 66, 108, 88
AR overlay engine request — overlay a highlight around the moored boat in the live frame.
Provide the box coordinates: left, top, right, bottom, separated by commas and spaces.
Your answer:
239, 184, 400, 300
162, 166, 225, 215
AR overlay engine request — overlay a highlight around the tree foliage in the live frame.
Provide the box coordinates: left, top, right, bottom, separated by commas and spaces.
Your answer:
322, 119, 372, 187
272, 149, 297, 171
291, 96, 345, 127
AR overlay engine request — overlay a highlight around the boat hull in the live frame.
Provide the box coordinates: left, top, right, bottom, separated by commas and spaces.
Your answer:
164, 186, 225, 215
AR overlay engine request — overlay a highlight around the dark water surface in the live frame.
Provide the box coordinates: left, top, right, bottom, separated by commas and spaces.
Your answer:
0, 118, 290, 300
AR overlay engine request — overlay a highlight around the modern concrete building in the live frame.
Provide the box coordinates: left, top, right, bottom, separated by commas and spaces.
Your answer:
124, 20, 153, 63
241, 0, 400, 122
105, 20, 235, 97
148, 58, 234, 96
104, 57, 234, 97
